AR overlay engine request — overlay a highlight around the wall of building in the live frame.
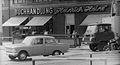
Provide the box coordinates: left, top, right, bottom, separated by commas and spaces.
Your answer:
2, 0, 11, 37
0, 0, 2, 45
116, 0, 120, 36
53, 14, 65, 34
112, 0, 120, 36
113, 16, 120, 36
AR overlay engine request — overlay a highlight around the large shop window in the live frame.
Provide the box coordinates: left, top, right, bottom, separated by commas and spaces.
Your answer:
3, 16, 53, 39
2, 17, 28, 26
65, 14, 75, 35
25, 16, 53, 35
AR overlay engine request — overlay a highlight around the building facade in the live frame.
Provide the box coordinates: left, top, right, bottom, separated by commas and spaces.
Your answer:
0, 0, 2, 45
2, 0, 120, 39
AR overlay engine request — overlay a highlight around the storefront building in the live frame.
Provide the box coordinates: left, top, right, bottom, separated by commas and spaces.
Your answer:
2, 0, 117, 39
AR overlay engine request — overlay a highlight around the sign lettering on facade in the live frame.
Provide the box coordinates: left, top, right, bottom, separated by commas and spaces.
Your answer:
15, 4, 110, 15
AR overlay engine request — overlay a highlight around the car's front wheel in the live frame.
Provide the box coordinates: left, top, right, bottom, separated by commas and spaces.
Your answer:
8, 55, 16, 60
18, 51, 27, 61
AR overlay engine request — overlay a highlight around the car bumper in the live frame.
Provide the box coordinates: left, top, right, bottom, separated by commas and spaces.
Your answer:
6, 52, 18, 57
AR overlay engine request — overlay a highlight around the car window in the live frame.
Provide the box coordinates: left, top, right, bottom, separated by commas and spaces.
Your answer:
22, 37, 33, 45
33, 38, 43, 45
45, 38, 56, 44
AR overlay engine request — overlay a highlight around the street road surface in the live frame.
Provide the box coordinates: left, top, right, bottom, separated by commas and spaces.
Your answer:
0, 45, 120, 65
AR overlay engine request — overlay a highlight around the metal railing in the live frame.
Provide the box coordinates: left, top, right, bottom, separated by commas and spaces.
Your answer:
32, 54, 107, 65
0, 37, 13, 45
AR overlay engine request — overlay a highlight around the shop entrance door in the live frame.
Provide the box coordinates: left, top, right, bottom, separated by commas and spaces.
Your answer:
66, 25, 75, 36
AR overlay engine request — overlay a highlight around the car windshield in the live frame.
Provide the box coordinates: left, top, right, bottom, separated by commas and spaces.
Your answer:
22, 37, 33, 45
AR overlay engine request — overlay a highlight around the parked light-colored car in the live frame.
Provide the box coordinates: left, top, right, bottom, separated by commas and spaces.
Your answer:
5, 36, 69, 61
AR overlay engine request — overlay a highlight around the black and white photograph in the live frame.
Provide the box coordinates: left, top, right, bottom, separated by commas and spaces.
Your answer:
0, 0, 120, 65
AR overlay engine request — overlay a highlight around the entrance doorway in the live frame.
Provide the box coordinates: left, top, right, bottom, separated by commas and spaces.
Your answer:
66, 25, 75, 35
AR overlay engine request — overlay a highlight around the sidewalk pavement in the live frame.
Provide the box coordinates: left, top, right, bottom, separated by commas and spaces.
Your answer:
0, 42, 89, 50
0, 42, 12, 50
70, 44, 90, 50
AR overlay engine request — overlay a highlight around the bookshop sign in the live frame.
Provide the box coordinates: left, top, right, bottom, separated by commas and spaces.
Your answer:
15, 4, 111, 15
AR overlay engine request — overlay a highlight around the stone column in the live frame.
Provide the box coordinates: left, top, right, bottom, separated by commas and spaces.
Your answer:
114, 0, 120, 36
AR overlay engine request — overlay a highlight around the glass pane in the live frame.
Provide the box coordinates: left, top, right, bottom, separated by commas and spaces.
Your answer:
45, 38, 56, 44
34, 38, 43, 45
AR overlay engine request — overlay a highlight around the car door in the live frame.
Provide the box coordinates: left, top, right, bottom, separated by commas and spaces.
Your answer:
44, 38, 57, 55
32, 38, 45, 56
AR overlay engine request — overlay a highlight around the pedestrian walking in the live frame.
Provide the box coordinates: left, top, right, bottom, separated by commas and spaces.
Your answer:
32, 30, 36, 35
44, 30, 48, 35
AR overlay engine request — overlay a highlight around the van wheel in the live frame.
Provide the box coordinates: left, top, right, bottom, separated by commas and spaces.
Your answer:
89, 44, 97, 51
52, 50, 61, 56
103, 46, 111, 51
113, 44, 120, 50
18, 51, 27, 61
8, 55, 16, 60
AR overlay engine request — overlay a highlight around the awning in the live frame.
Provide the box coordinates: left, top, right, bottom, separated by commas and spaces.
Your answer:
2, 17, 28, 26
80, 14, 109, 26
25, 16, 52, 26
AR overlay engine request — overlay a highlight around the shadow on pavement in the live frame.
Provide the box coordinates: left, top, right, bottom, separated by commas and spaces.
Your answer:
9, 58, 32, 62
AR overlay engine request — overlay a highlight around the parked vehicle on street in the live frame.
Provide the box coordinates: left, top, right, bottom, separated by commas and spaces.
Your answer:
5, 36, 69, 61
82, 25, 97, 45
82, 23, 115, 51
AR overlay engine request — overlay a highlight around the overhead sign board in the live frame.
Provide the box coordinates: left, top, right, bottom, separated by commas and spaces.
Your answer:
15, 4, 111, 15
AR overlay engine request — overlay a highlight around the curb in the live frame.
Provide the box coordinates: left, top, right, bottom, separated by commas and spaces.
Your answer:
69, 46, 89, 50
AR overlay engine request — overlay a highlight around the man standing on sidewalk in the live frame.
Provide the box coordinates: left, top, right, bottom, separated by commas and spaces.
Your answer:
72, 30, 78, 47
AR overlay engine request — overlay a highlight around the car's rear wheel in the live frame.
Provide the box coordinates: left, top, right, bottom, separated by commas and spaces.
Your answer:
18, 51, 27, 61
43, 55, 49, 56
8, 55, 16, 60
52, 50, 61, 56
